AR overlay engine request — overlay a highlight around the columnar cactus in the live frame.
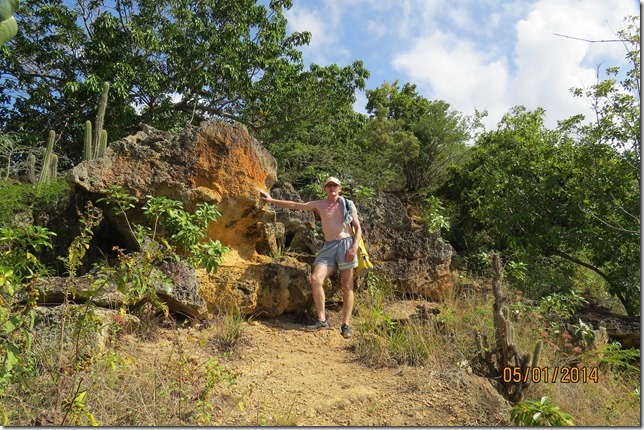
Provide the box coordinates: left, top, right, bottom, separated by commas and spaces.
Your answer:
84, 81, 110, 160
474, 253, 541, 403
27, 153, 36, 184
38, 130, 55, 183
92, 81, 109, 159
84, 120, 93, 161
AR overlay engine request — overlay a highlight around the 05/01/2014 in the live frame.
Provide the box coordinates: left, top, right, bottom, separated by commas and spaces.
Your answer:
503, 366, 599, 384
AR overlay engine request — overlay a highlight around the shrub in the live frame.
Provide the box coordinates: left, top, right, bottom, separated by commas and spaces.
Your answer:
511, 396, 574, 426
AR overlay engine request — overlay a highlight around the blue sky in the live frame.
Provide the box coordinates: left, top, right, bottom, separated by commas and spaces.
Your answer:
283, 0, 639, 130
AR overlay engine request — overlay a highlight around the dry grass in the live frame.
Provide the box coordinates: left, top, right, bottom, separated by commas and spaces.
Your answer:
2, 272, 639, 426
351, 271, 640, 427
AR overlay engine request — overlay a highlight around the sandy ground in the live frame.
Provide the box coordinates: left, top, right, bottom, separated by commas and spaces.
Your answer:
194, 305, 513, 426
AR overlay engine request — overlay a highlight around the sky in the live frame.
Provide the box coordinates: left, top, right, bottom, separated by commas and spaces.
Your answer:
283, 0, 640, 131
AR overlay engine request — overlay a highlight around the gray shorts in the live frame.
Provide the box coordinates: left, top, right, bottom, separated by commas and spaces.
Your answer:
313, 237, 358, 271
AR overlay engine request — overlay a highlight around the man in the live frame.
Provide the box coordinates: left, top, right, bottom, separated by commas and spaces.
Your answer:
259, 177, 362, 338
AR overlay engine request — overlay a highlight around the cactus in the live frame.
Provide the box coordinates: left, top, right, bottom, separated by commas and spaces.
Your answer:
84, 120, 93, 161
97, 129, 107, 158
92, 81, 109, 159
474, 253, 541, 404
531, 340, 542, 368
38, 130, 55, 183
27, 153, 36, 184
84, 81, 110, 161
49, 153, 58, 180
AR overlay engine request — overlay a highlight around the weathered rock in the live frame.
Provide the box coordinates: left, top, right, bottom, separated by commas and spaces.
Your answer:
153, 260, 208, 319
30, 264, 207, 319
67, 121, 279, 263
358, 193, 453, 300
32, 276, 125, 308
269, 181, 318, 256
197, 256, 320, 317
575, 306, 640, 349
33, 304, 140, 356
66, 121, 317, 316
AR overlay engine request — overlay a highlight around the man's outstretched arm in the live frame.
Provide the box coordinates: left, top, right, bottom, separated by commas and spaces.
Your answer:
259, 190, 316, 212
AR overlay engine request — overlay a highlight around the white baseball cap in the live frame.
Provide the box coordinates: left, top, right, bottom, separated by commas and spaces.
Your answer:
322, 176, 341, 188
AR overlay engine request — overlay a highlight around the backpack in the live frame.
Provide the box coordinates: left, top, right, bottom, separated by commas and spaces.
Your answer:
340, 197, 374, 277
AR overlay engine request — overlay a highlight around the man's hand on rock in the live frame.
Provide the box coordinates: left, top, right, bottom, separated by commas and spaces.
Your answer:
259, 190, 271, 202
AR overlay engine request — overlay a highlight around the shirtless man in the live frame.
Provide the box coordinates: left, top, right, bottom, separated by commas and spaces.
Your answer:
259, 177, 362, 338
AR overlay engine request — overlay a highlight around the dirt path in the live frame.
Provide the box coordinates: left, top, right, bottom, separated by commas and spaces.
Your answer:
214, 308, 512, 426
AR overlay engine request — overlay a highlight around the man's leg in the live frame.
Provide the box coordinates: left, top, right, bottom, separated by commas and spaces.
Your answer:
340, 268, 355, 326
310, 263, 334, 322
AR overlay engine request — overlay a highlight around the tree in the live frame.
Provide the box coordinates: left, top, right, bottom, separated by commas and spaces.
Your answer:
364, 81, 473, 192
438, 16, 640, 316
0, 0, 368, 165
440, 104, 639, 315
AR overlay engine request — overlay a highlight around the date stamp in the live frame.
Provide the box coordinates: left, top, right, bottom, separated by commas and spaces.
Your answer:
503, 366, 599, 384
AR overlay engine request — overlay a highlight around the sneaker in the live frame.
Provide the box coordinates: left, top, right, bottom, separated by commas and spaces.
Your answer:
341, 324, 352, 339
305, 319, 330, 331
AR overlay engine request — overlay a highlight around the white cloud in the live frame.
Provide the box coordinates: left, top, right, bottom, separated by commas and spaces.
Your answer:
282, 0, 637, 130
392, 31, 510, 128
390, 0, 637, 129
284, 5, 346, 65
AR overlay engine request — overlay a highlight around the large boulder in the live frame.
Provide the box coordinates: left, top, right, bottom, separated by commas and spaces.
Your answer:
67, 121, 317, 316
67, 121, 279, 263
358, 193, 453, 300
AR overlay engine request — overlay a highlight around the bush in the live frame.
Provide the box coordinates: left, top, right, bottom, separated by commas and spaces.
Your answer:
511, 396, 575, 426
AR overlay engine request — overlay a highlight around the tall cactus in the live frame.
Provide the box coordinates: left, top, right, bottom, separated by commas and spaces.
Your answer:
38, 130, 55, 183
92, 81, 109, 160
84, 120, 93, 161
27, 153, 36, 184
474, 253, 541, 403
49, 153, 58, 181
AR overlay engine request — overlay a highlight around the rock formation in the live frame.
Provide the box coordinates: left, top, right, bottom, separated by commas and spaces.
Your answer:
358, 193, 453, 300
64, 120, 453, 318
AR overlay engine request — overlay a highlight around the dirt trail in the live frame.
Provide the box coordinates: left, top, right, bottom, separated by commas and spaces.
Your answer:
212, 307, 512, 426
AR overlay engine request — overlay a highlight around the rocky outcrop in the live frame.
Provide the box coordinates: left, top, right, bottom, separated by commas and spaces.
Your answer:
66, 121, 324, 317
61, 121, 452, 317
358, 193, 453, 300
67, 121, 279, 263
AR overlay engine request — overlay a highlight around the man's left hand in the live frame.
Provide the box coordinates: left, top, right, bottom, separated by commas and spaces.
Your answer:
345, 248, 357, 262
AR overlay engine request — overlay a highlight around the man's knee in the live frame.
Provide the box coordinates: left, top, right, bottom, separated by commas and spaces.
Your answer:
310, 271, 326, 288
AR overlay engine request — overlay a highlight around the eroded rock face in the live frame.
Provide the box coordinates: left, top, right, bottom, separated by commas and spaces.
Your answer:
68, 122, 279, 264
358, 194, 453, 300
65, 121, 453, 317
67, 121, 315, 316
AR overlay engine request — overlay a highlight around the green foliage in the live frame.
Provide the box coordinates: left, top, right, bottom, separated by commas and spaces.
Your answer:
570, 318, 594, 347
95, 186, 228, 311
511, 396, 575, 426
584, 342, 640, 374
364, 81, 473, 192
439, 104, 639, 314
208, 307, 247, 354
537, 290, 587, 320
420, 195, 450, 236
2, 0, 367, 163
195, 357, 241, 425
0, 224, 54, 389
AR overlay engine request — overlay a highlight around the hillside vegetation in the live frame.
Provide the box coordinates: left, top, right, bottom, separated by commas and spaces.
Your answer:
0, 1, 640, 426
